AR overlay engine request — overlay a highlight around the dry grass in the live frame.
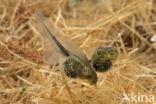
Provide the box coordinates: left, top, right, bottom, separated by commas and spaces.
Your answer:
0, 0, 156, 104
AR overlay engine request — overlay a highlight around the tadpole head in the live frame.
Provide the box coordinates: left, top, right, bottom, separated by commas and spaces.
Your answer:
93, 59, 112, 72
91, 47, 119, 72
63, 57, 83, 78
63, 57, 97, 84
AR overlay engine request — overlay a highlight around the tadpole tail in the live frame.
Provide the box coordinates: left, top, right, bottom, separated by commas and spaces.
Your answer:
35, 11, 70, 57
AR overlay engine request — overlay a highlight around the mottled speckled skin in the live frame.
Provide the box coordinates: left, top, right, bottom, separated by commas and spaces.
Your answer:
63, 57, 83, 78
63, 56, 95, 80
91, 47, 119, 72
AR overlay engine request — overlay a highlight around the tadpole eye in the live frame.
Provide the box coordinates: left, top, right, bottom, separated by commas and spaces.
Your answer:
93, 60, 112, 72
82, 69, 89, 75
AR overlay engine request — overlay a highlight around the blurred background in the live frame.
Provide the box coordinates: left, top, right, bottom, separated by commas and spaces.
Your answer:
0, 0, 156, 104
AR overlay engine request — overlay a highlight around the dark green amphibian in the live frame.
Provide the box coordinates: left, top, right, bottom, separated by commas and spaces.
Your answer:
35, 11, 119, 84
63, 57, 83, 78
63, 57, 92, 79
91, 47, 119, 72
35, 11, 97, 84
